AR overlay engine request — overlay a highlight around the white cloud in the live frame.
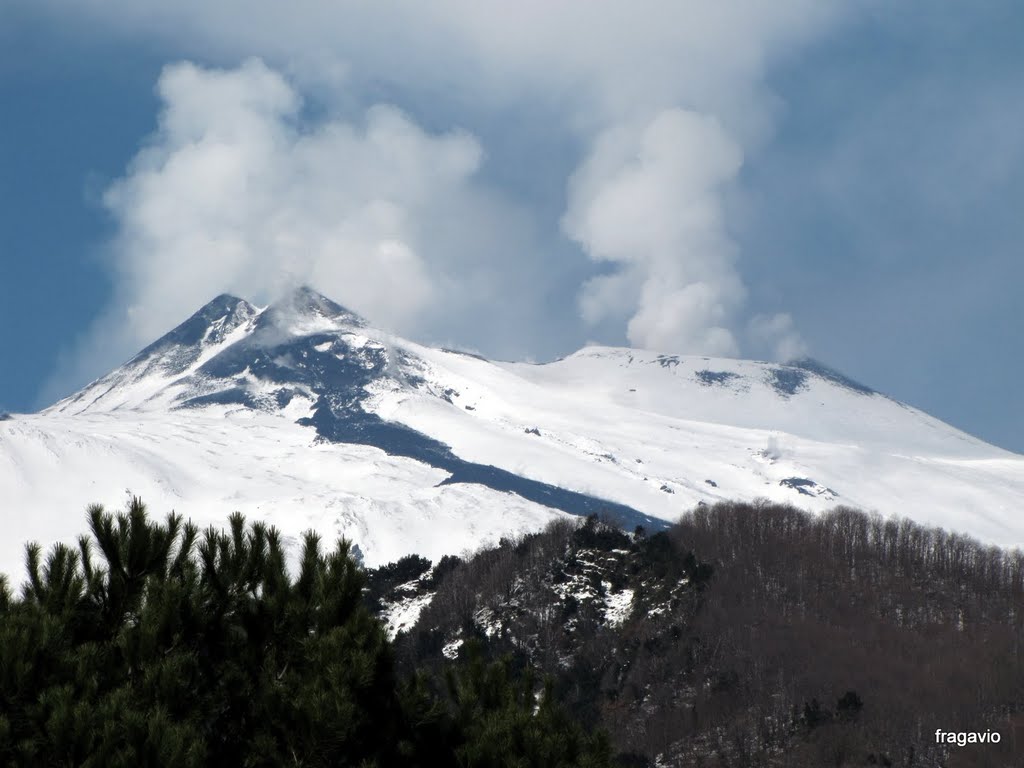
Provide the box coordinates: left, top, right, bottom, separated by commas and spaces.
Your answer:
111, 58, 485, 332
38, 1, 844, 126
43, 59, 528, 398
564, 109, 746, 354
748, 312, 808, 362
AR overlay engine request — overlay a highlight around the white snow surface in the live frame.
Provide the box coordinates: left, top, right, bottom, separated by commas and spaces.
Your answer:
367, 343, 1023, 541
380, 590, 435, 641
0, 408, 556, 575
604, 586, 635, 628
1, 289, 1022, 582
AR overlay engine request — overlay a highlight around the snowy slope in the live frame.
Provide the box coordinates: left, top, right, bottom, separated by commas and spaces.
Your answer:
1, 287, 1021, 580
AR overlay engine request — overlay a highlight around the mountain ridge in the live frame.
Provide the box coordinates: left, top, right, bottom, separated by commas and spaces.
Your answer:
2, 287, 1021, 579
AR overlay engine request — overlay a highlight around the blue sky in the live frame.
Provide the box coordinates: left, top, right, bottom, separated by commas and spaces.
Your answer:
1, 2, 1022, 453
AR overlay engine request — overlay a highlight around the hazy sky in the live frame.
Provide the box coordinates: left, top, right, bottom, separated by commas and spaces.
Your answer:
1, 2, 1022, 453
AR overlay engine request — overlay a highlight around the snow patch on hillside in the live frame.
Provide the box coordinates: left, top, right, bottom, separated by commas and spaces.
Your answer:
604, 586, 634, 627
381, 590, 435, 640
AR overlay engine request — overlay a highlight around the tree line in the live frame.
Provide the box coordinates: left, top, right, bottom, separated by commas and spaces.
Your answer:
391, 502, 1024, 767
0, 498, 611, 767
6, 495, 1021, 766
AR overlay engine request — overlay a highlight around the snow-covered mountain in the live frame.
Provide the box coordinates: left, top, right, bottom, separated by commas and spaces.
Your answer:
1, 287, 1021, 578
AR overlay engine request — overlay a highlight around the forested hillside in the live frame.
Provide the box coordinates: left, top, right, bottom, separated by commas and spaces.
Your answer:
380, 503, 1024, 767
3, 497, 1021, 766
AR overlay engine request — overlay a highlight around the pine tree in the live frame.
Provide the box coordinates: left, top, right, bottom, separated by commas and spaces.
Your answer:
0, 499, 612, 767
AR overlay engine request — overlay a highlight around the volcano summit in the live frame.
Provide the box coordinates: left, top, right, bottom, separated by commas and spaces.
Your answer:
1, 287, 1021, 577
